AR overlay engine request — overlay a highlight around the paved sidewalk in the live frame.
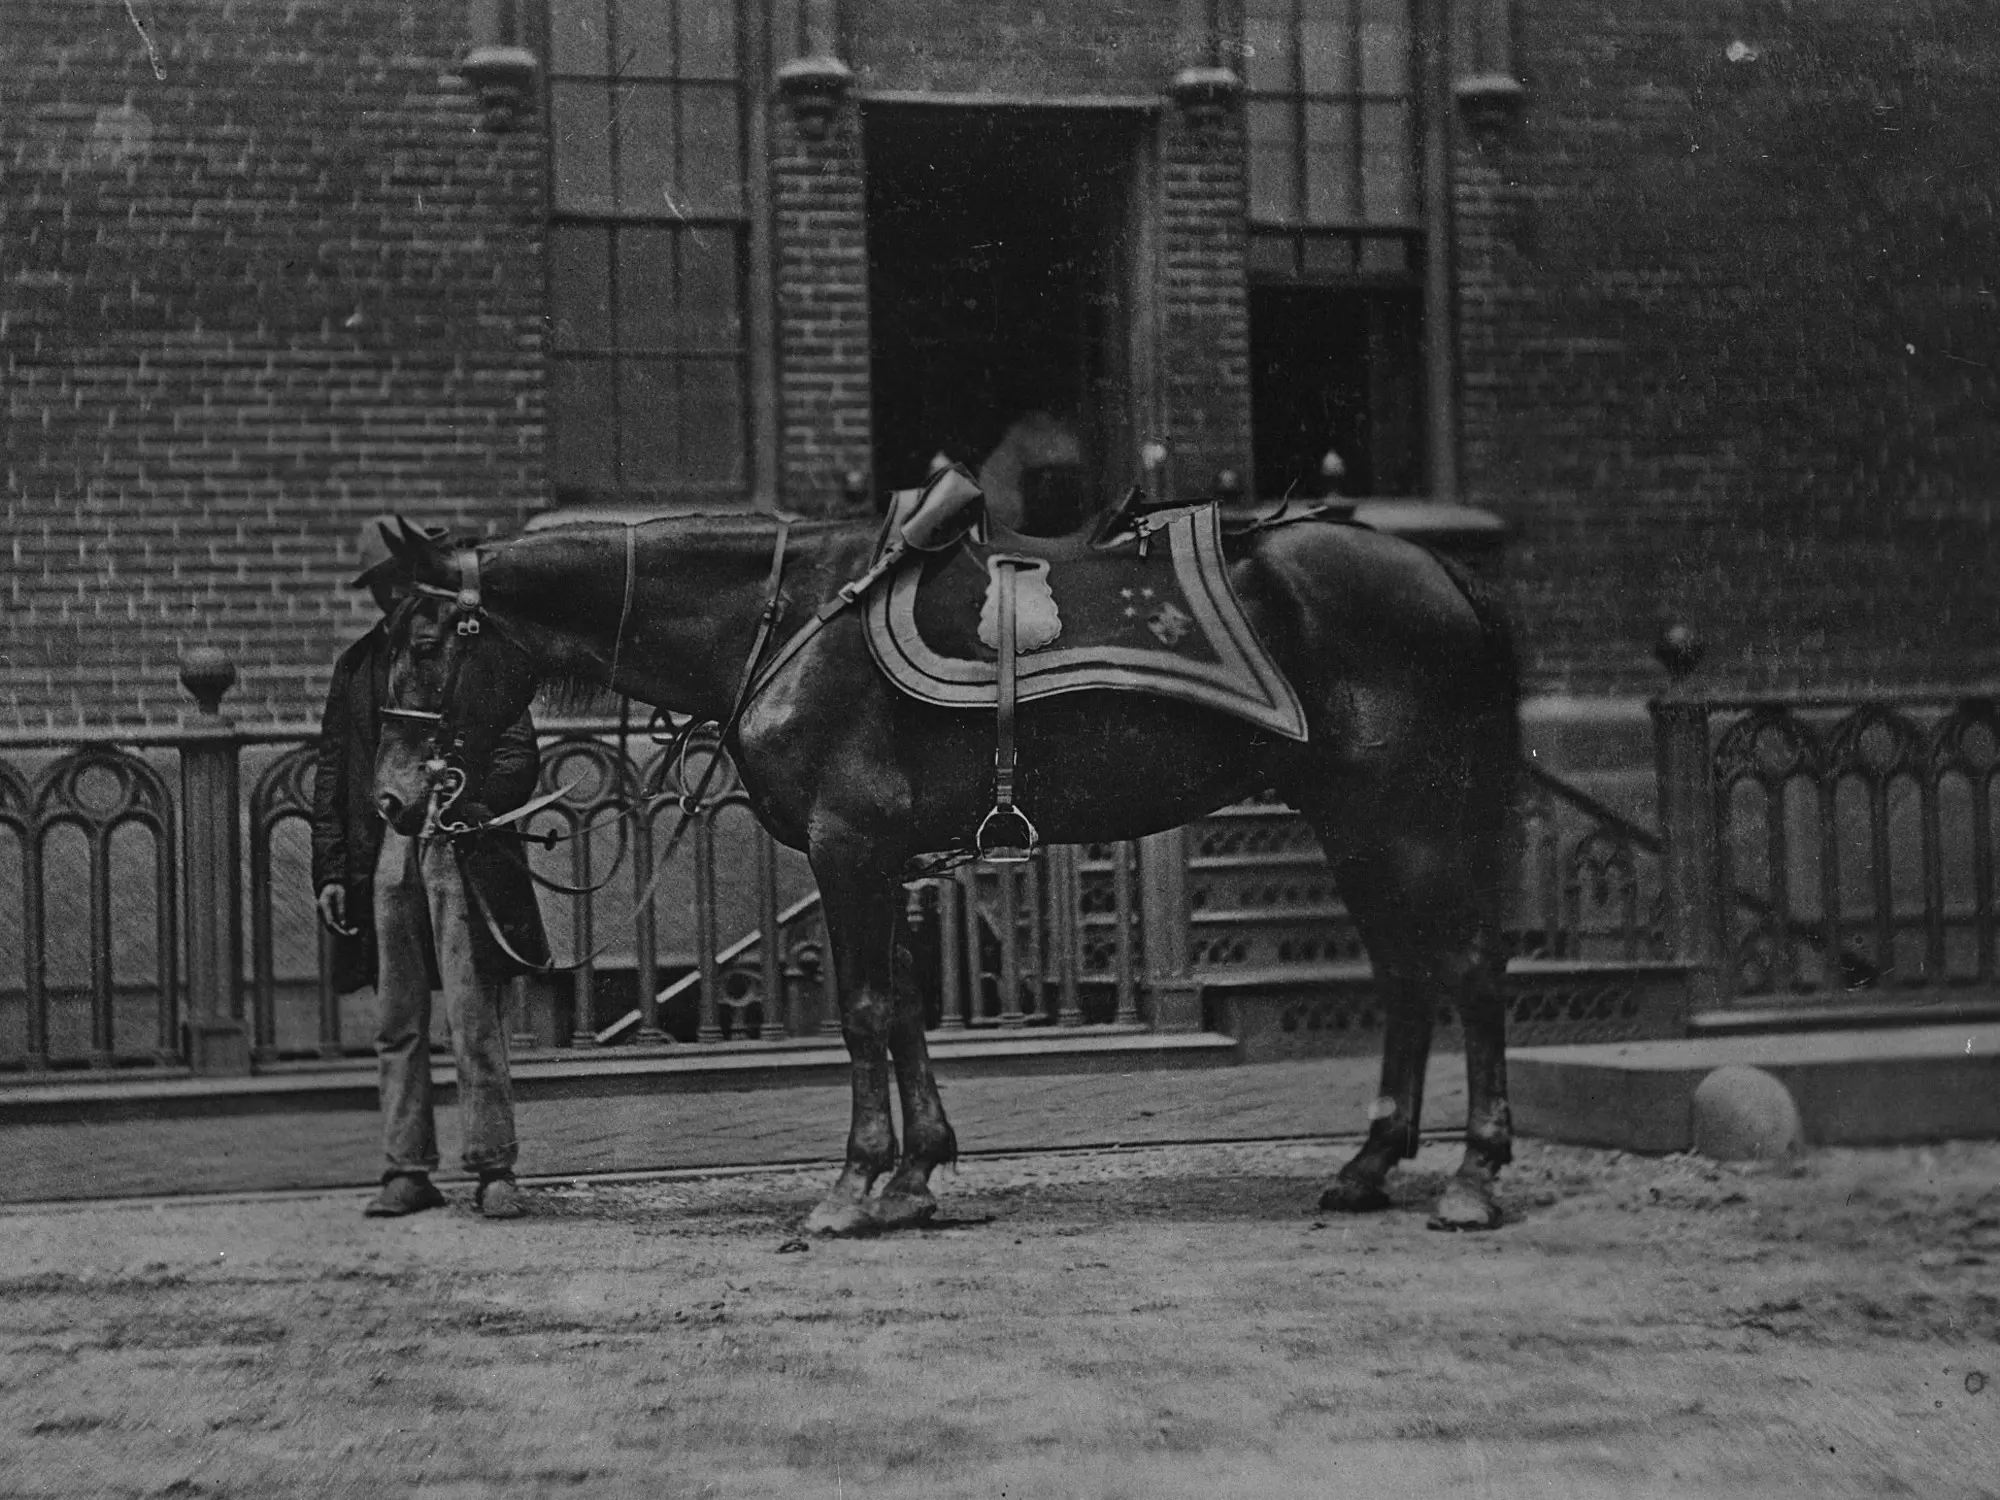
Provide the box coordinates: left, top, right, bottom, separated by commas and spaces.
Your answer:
0, 1055, 1468, 1205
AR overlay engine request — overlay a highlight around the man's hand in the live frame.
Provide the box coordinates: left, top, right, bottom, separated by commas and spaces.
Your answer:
317, 882, 359, 937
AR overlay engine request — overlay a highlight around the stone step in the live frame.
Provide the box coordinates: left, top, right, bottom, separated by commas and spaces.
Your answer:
1511, 1023, 2000, 1153
1200, 958, 1694, 1061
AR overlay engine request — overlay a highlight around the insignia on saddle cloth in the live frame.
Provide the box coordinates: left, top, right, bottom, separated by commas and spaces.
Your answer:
864, 504, 1308, 741
978, 559, 1062, 654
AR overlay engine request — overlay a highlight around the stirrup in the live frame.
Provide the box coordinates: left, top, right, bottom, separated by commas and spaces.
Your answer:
975, 803, 1040, 864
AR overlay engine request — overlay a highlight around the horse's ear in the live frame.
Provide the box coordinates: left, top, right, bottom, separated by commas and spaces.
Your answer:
385, 516, 453, 586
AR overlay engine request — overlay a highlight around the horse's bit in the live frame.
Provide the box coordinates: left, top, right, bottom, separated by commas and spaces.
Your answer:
380, 549, 489, 839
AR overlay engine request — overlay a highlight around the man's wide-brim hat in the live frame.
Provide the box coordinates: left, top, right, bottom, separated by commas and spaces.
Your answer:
350, 514, 447, 589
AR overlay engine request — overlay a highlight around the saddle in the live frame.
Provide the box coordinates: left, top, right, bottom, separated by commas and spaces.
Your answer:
860, 467, 1309, 863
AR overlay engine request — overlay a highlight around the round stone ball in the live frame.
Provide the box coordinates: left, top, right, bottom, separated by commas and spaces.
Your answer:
1690, 1065, 1804, 1162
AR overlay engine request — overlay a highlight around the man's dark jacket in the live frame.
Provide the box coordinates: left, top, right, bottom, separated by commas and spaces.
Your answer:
310, 624, 552, 994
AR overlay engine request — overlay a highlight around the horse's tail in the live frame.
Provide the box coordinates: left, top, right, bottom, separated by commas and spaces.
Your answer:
1431, 549, 1524, 785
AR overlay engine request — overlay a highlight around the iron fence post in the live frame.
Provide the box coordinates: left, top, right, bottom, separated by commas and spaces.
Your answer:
1138, 826, 1203, 1031
1649, 626, 1722, 1014
178, 649, 250, 1074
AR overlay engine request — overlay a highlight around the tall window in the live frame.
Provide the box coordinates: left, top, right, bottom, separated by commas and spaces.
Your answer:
1244, 0, 1424, 498
543, 0, 750, 504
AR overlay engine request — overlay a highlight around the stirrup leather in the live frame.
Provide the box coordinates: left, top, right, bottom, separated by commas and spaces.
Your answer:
977, 554, 1041, 864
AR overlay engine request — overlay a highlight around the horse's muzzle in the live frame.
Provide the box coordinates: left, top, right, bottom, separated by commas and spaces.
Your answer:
375, 790, 428, 837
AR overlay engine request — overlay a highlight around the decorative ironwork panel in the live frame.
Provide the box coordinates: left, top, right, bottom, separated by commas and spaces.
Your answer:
26, 746, 179, 1068
0, 758, 35, 1067
247, 742, 338, 1060
1710, 697, 2000, 1007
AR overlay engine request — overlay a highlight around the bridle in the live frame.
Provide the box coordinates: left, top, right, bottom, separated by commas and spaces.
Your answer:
382, 549, 496, 840
380, 523, 811, 974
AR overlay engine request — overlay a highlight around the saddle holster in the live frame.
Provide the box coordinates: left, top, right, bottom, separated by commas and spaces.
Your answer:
888, 464, 988, 553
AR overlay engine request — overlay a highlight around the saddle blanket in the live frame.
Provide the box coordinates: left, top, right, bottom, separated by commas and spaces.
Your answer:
863, 503, 1308, 741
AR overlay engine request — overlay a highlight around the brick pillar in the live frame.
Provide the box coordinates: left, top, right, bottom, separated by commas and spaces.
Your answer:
772, 69, 873, 518
1158, 89, 1251, 504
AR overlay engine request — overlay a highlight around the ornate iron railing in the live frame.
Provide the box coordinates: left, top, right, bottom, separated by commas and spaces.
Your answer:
1704, 697, 2000, 1002
1649, 630, 2000, 1015
6, 643, 1992, 1075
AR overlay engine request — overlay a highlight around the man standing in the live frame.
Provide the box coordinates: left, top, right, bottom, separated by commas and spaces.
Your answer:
311, 517, 550, 1219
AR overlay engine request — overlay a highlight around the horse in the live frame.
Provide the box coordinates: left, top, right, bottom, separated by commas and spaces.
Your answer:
366, 500, 1523, 1237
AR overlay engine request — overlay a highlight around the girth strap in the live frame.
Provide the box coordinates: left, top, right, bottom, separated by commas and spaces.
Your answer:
975, 556, 1039, 864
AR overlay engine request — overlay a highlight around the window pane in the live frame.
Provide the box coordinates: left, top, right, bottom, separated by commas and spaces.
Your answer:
616, 226, 676, 351
617, 0, 675, 78
1303, 235, 1357, 276
1299, 0, 1351, 95
550, 358, 616, 492
549, 0, 608, 75
678, 87, 743, 216
679, 0, 739, 80
615, 82, 678, 215
619, 358, 680, 486
1304, 102, 1355, 224
678, 228, 742, 349
549, 226, 612, 350
1358, 0, 1410, 94
1247, 233, 1298, 279
551, 83, 614, 213
1243, 13, 1294, 94
1357, 234, 1409, 273
1248, 101, 1298, 225
1361, 101, 1415, 223
680, 358, 745, 486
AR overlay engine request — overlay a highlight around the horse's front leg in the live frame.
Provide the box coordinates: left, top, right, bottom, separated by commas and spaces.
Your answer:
802, 856, 928, 1237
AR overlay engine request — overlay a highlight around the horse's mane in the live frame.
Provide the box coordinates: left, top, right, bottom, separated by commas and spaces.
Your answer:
533, 670, 618, 716
484, 512, 866, 718
533, 511, 858, 561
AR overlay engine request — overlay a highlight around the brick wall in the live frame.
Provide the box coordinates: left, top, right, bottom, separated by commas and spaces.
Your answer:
1458, 0, 2000, 695
1160, 107, 1252, 500
772, 95, 874, 516
1, 0, 545, 729
848, 0, 1181, 97
11, 0, 1996, 726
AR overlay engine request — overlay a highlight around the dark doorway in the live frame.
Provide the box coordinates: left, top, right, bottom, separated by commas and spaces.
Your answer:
1249, 286, 1423, 500
865, 106, 1144, 533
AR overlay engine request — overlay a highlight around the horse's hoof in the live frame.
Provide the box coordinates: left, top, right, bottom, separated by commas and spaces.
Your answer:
867, 1189, 939, 1233
1318, 1176, 1392, 1214
804, 1197, 879, 1238
1426, 1175, 1503, 1232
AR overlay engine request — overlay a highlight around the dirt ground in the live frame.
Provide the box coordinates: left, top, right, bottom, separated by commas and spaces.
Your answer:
0, 1138, 1995, 1500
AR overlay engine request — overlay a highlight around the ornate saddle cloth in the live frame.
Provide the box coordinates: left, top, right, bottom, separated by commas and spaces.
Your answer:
862, 502, 1308, 742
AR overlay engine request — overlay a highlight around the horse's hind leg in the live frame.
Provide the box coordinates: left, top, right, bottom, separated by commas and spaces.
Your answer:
1310, 824, 1512, 1231
1438, 908, 1513, 1231
1312, 846, 1433, 1213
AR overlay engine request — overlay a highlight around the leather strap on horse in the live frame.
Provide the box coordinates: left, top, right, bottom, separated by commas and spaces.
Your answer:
975, 556, 1039, 863
455, 548, 483, 634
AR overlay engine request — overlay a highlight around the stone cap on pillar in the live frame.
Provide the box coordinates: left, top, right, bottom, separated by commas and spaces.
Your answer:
179, 647, 237, 719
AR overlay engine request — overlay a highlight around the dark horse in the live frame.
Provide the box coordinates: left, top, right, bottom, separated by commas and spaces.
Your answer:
368, 505, 1522, 1236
